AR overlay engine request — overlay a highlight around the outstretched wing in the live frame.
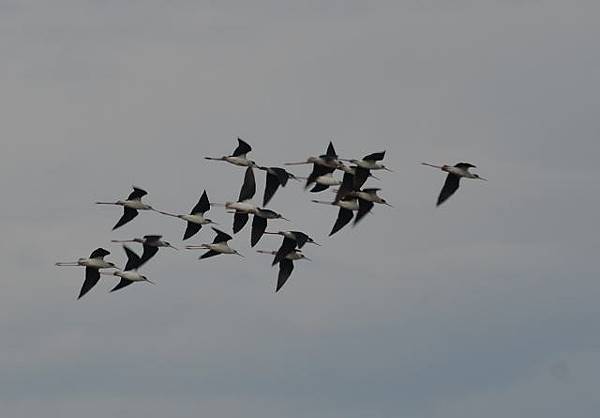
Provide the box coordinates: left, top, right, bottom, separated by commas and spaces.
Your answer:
127, 187, 147, 200
290, 231, 310, 248
191, 190, 210, 214
325, 141, 337, 157
305, 164, 334, 188
276, 259, 295, 292
110, 278, 134, 292
329, 208, 354, 236
138, 245, 159, 268
112, 207, 138, 230
437, 173, 461, 206
212, 227, 233, 243
353, 167, 370, 190
263, 172, 281, 207
200, 250, 220, 259
354, 199, 374, 225
238, 167, 256, 202
79, 268, 100, 299
362, 151, 385, 162
273, 237, 298, 266
183, 222, 202, 241
123, 245, 142, 271
231, 138, 252, 157
233, 212, 249, 234
89, 248, 110, 259
251, 215, 267, 247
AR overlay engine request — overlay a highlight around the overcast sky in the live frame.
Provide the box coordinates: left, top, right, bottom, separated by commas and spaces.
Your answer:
1, 1, 600, 417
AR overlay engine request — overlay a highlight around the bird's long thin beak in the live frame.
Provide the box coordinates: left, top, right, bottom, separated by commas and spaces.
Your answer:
280, 217, 291, 222
421, 162, 443, 169
370, 174, 381, 180
384, 202, 394, 208
303, 256, 312, 262
478, 176, 488, 181
383, 167, 394, 172
236, 252, 245, 258
169, 245, 179, 250
145, 278, 156, 285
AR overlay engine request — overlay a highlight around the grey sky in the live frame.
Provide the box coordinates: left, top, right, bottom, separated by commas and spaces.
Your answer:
1, 1, 600, 417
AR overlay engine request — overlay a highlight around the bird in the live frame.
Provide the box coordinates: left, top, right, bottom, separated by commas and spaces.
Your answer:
111, 235, 177, 269
308, 172, 342, 193
257, 249, 311, 293
101, 246, 155, 292
223, 167, 289, 246
422, 162, 487, 206
262, 230, 319, 265
185, 227, 243, 259
284, 141, 341, 189
204, 138, 256, 167
55, 248, 117, 299
312, 196, 363, 236
340, 151, 391, 189
256, 166, 299, 206
96, 186, 154, 230
155, 190, 217, 240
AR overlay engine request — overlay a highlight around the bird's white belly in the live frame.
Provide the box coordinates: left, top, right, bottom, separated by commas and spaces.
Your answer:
181, 214, 208, 224
445, 167, 468, 177
123, 200, 149, 209
210, 243, 234, 254
225, 156, 251, 166
82, 259, 113, 269
226, 201, 256, 213
316, 175, 340, 186
119, 271, 144, 281
338, 200, 359, 210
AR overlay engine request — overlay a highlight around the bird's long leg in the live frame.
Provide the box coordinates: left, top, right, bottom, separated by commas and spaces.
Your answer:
185, 244, 210, 250
421, 162, 443, 169
256, 250, 277, 255
95, 201, 119, 205
284, 161, 310, 166
204, 156, 226, 161
262, 231, 281, 235
55, 262, 80, 266
111, 239, 137, 243
100, 271, 118, 276
155, 210, 180, 218
311, 200, 333, 205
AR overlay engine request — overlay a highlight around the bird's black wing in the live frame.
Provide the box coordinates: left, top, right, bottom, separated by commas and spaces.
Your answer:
79, 268, 100, 299
123, 245, 142, 271
110, 278, 134, 292
89, 248, 110, 259
325, 141, 337, 158
127, 187, 148, 200
263, 171, 281, 207
276, 259, 294, 293
251, 215, 267, 247
454, 162, 476, 169
238, 167, 256, 202
212, 227, 232, 243
183, 222, 202, 241
305, 164, 333, 188
334, 172, 355, 202
353, 167, 370, 190
329, 207, 354, 236
112, 207, 138, 230
233, 212, 249, 234
310, 183, 329, 193
138, 244, 159, 268
231, 138, 252, 157
290, 231, 309, 248
273, 237, 297, 266
191, 190, 210, 214
437, 173, 461, 206
354, 199, 374, 225
200, 250, 220, 259
362, 151, 385, 161
270, 167, 291, 186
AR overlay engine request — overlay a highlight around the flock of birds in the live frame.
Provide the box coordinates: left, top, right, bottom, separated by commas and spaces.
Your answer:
56, 139, 486, 299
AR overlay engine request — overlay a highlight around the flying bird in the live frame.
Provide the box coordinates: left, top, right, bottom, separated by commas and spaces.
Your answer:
340, 151, 391, 189
223, 167, 289, 246
263, 230, 319, 266
204, 138, 256, 168
111, 235, 177, 269
312, 196, 363, 236
284, 141, 341, 189
96, 186, 154, 230
257, 249, 311, 293
185, 227, 243, 259
156, 190, 217, 240
55, 248, 116, 299
256, 166, 299, 206
422, 162, 487, 206
101, 246, 155, 292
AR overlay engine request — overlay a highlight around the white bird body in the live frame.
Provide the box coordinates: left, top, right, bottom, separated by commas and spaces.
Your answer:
443, 165, 477, 178
337, 199, 360, 211
315, 173, 341, 186
226, 201, 257, 214
186, 242, 237, 254
76, 258, 116, 269
116, 199, 153, 210
352, 160, 386, 170
179, 213, 211, 225
223, 155, 254, 167
111, 270, 147, 282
